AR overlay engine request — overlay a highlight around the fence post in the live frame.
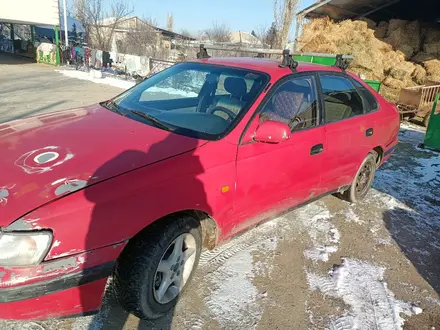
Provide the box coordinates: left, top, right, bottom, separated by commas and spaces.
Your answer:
54, 26, 60, 65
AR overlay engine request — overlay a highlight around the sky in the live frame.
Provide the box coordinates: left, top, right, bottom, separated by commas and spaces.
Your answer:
68, 0, 316, 38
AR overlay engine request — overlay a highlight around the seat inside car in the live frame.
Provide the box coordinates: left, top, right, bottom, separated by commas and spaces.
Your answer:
260, 81, 311, 126
212, 77, 248, 115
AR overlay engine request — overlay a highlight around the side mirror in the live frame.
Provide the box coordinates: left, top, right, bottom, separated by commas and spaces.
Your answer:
254, 120, 290, 144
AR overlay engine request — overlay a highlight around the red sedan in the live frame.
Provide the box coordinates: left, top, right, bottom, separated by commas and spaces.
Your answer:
0, 56, 399, 320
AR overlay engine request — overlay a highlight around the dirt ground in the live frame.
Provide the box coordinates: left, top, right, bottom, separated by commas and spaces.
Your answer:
0, 53, 122, 123
1, 54, 439, 330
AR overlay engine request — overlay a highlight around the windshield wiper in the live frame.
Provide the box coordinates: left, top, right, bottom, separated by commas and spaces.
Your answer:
129, 110, 171, 130
101, 100, 127, 116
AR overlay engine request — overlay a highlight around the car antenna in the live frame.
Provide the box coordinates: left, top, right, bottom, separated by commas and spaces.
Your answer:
278, 49, 298, 72
197, 44, 211, 59
334, 54, 349, 72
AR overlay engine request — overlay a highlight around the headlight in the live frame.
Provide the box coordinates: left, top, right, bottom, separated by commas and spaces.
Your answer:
0, 231, 53, 267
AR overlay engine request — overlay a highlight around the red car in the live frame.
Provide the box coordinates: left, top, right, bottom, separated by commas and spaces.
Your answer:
0, 56, 399, 321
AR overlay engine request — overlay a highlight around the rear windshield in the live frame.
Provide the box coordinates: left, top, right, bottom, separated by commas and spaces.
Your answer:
112, 62, 269, 140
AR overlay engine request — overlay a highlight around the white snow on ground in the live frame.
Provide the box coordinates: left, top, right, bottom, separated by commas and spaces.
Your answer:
56, 69, 136, 89
205, 249, 261, 328
307, 258, 421, 330
200, 220, 282, 329
296, 203, 341, 262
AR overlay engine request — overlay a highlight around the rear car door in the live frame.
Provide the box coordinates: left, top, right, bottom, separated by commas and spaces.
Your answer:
232, 74, 326, 231
318, 74, 380, 192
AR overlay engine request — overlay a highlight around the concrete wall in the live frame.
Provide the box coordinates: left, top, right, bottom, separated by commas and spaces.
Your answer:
0, 0, 59, 26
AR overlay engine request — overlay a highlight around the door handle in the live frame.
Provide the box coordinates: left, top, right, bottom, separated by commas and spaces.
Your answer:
310, 144, 324, 155
366, 128, 374, 137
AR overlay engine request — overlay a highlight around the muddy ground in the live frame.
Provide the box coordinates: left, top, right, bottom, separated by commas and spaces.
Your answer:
1, 56, 439, 330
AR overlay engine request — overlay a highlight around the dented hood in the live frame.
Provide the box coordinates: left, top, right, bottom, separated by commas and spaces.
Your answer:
0, 105, 204, 226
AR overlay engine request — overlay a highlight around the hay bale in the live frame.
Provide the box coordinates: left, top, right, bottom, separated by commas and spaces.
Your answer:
359, 17, 376, 29
411, 64, 427, 85
301, 34, 338, 54
387, 19, 408, 34
425, 28, 440, 43
382, 50, 405, 73
412, 52, 435, 64
380, 85, 400, 103
390, 61, 416, 81
383, 76, 405, 90
424, 59, 440, 82
424, 43, 440, 55
375, 21, 389, 39
372, 38, 393, 52
385, 20, 421, 59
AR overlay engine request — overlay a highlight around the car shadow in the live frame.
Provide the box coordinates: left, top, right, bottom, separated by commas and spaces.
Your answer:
373, 125, 440, 296
82, 132, 210, 330
382, 207, 440, 296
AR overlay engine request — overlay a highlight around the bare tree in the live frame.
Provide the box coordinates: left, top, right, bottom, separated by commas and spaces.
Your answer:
73, 0, 133, 50
273, 0, 300, 48
180, 29, 193, 38
167, 13, 174, 32
116, 17, 163, 56
205, 22, 232, 43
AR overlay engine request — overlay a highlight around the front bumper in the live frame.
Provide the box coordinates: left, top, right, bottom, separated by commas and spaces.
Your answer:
0, 242, 125, 320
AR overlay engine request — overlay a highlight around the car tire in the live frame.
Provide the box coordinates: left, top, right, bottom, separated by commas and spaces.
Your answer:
114, 214, 202, 320
340, 153, 377, 203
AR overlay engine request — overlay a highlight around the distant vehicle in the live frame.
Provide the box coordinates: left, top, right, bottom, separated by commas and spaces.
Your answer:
0, 55, 399, 321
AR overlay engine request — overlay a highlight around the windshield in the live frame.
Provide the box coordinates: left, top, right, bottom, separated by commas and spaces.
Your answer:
111, 62, 269, 139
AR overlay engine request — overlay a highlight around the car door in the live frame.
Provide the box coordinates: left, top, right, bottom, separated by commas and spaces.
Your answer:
318, 74, 378, 192
230, 74, 326, 233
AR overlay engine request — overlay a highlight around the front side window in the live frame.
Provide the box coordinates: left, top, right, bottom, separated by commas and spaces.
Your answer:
319, 75, 365, 123
259, 76, 318, 131
111, 62, 269, 139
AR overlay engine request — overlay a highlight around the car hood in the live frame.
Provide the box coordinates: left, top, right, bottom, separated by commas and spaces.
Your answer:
0, 105, 205, 226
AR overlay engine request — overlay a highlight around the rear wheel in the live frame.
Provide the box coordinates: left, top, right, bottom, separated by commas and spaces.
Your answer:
340, 153, 377, 203
114, 215, 202, 320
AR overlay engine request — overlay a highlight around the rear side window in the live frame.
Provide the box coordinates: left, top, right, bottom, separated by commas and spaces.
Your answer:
352, 79, 379, 112
319, 75, 365, 123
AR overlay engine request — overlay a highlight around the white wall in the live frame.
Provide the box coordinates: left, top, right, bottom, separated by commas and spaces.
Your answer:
0, 0, 59, 26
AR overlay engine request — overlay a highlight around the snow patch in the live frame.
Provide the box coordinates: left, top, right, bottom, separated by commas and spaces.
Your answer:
296, 203, 340, 262
56, 69, 136, 89
304, 245, 338, 262
307, 258, 421, 329
342, 207, 363, 224
205, 249, 261, 329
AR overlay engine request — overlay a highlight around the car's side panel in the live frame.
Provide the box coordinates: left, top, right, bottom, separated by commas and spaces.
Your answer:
321, 113, 378, 190
229, 118, 326, 238
22, 141, 237, 261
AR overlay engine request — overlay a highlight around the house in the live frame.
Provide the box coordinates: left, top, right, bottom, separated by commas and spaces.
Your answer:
90, 16, 194, 54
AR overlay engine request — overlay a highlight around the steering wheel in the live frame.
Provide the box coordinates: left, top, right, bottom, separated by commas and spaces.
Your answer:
289, 115, 306, 130
208, 106, 236, 123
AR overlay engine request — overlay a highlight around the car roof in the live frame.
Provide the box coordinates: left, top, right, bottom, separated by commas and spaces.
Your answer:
189, 57, 344, 75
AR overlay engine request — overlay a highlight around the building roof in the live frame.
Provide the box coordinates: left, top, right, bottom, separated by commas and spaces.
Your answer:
230, 31, 262, 45
99, 16, 195, 40
297, 0, 440, 23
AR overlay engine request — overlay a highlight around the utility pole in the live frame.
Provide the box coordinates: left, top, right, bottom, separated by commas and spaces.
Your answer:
63, 0, 69, 45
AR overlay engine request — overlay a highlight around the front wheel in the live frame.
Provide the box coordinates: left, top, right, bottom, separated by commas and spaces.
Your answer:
114, 215, 202, 320
340, 153, 377, 203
